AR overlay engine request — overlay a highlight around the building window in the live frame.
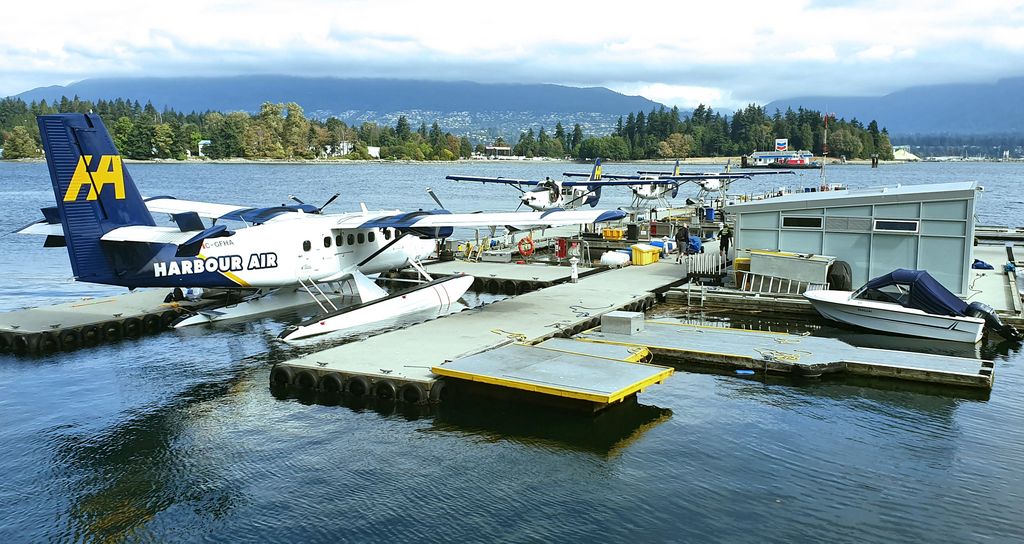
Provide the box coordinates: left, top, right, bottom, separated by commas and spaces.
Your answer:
782, 216, 823, 229
336, 234, 344, 246
347, 234, 355, 245
357, 233, 365, 244
323, 236, 332, 248
874, 220, 919, 233
368, 231, 376, 243
302, 240, 311, 251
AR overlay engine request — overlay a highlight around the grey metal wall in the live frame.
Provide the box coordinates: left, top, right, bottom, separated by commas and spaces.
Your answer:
735, 198, 973, 293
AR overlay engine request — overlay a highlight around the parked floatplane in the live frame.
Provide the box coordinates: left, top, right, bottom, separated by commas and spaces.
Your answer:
16, 114, 626, 341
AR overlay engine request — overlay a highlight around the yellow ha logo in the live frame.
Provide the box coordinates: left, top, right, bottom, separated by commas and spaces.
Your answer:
62, 155, 126, 202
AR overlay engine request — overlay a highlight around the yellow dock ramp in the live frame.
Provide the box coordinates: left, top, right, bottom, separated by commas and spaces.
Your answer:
432, 339, 673, 406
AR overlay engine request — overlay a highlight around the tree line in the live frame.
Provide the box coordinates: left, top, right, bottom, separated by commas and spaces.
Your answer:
558, 104, 893, 161
0, 96, 475, 161
1, 95, 893, 162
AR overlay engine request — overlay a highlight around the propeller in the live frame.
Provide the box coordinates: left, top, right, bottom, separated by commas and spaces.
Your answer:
288, 192, 340, 213
425, 187, 446, 210
319, 192, 340, 212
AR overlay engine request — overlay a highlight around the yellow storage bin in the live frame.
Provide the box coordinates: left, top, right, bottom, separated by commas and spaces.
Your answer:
603, 227, 624, 240
631, 243, 660, 266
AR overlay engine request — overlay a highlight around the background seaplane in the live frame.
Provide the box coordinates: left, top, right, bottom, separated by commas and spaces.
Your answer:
563, 160, 753, 208
445, 159, 607, 211
635, 160, 796, 201
16, 114, 626, 341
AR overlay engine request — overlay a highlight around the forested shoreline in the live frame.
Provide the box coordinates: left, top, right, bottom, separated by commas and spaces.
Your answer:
0, 95, 893, 161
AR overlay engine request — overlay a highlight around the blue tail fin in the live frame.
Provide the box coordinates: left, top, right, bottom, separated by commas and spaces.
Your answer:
38, 113, 156, 284
585, 158, 603, 206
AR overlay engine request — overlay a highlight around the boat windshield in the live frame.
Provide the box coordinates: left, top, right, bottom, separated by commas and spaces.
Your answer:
852, 283, 909, 305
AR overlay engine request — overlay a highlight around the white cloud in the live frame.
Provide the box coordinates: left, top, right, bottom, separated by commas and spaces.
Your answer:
1, 0, 1024, 105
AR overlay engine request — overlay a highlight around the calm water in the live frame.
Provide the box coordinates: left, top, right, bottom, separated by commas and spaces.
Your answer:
1, 160, 1023, 543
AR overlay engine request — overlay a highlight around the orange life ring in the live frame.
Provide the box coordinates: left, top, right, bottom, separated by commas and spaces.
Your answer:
518, 236, 535, 257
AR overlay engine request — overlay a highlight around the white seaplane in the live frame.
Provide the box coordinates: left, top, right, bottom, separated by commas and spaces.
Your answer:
445, 159, 607, 212
16, 114, 626, 341
563, 160, 757, 208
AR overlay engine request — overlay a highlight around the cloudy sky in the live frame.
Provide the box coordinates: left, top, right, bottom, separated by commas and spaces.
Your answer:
3, 0, 1023, 109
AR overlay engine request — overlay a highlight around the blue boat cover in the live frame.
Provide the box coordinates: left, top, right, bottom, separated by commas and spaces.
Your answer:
860, 269, 967, 316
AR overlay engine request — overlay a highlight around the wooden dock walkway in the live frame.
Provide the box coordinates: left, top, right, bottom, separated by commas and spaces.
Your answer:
270, 260, 688, 405
577, 320, 995, 389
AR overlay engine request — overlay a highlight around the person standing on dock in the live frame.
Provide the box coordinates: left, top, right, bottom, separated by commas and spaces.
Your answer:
719, 224, 732, 261
675, 223, 690, 263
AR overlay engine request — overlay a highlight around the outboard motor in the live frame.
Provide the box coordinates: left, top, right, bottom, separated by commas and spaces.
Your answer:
967, 301, 1024, 342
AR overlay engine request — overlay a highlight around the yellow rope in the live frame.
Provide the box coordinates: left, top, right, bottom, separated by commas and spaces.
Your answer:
754, 348, 802, 363
490, 328, 528, 343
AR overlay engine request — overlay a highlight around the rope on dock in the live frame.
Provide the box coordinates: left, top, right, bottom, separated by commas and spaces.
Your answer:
490, 328, 528, 343
568, 303, 614, 318
754, 348, 802, 363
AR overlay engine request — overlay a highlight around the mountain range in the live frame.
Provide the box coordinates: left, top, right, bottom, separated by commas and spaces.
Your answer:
13, 75, 1024, 137
14, 76, 664, 139
765, 76, 1024, 135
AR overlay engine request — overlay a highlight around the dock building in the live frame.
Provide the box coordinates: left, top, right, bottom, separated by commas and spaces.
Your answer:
725, 182, 979, 294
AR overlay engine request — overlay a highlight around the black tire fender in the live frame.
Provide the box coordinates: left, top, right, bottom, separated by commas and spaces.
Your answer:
12, 334, 32, 355
344, 375, 371, 396
320, 373, 345, 393
58, 329, 80, 351
102, 321, 123, 342
160, 310, 179, 328
294, 370, 318, 390
38, 332, 59, 353
373, 379, 398, 400
398, 382, 427, 404
122, 318, 142, 338
269, 365, 295, 387
142, 314, 162, 334
428, 379, 450, 403
80, 325, 100, 346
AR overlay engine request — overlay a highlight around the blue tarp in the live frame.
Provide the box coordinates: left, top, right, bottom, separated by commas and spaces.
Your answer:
859, 269, 967, 316
688, 235, 702, 254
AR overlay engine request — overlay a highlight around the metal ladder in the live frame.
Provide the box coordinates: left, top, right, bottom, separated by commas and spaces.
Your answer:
297, 276, 339, 313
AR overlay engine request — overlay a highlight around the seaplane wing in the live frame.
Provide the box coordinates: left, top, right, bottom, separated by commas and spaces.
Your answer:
359, 209, 626, 230
637, 169, 795, 177
144, 196, 325, 224
562, 171, 640, 180
144, 197, 252, 219
444, 175, 541, 186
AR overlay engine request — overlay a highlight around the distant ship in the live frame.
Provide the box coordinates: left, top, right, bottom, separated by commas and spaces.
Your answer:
742, 150, 822, 169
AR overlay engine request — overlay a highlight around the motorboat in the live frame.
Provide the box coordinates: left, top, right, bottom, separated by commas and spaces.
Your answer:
804, 269, 1020, 344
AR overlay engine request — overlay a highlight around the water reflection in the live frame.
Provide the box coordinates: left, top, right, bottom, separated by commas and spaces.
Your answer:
270, 385, 671, 458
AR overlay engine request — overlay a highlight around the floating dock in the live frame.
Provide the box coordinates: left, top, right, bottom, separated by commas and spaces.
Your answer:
432, 339, 672, 406
577, 320, 995, 389
270, 260, 687, 407
0, 289, 210, 355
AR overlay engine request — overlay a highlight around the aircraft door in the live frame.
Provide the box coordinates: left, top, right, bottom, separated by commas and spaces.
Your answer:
297, 234, 330, 280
